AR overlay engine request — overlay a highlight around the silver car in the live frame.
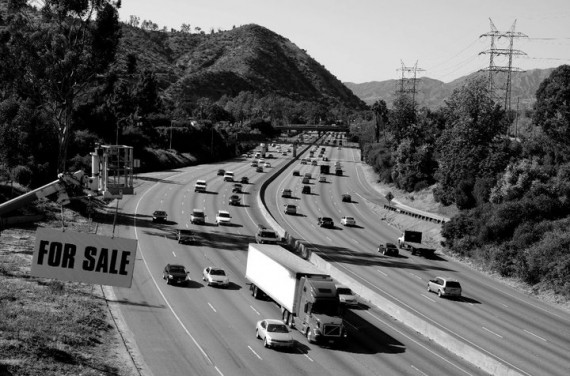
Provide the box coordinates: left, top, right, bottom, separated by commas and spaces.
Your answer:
255, 319, 294, 349
427, 277, 462, 298
202, 267, 230, 287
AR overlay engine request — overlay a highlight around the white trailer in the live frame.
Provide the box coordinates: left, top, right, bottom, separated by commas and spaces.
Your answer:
245, 243, 329, 312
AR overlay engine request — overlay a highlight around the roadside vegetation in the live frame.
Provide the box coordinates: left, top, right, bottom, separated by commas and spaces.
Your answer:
0, 203, 135, 376
353, 67, 570, 300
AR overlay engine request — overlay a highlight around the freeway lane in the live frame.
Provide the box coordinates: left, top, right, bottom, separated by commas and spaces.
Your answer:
102, 144, 485, 376
264, 139, 570, 376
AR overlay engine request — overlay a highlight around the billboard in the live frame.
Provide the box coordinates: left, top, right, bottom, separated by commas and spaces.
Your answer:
31, 228, 138, 288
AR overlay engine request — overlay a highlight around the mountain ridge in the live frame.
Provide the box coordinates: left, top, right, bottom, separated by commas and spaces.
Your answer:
117, 23, 367, 110
344, 68, 556, 109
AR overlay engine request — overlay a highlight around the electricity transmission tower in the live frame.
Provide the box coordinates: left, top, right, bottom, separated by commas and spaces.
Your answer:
479, 19, 528, 112
395, 60, 425, 107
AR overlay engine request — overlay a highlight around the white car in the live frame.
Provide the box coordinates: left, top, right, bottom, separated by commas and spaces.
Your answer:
202, 267, 230, 287
340, 216, 356, 226
215, 210, 232, 225
264, 162, 271, 168
336, 285, 358, 307
255, 319, 295, 349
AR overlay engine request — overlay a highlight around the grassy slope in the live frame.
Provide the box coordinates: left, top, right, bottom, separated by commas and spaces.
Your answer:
0, 206, 136, 376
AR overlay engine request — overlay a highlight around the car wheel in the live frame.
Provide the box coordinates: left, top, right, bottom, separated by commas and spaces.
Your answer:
306, 328, 313, 343
264, 338, 269, 348
256, 329, 261, 339
438, 290, 443, 298
427, 284, 431, 292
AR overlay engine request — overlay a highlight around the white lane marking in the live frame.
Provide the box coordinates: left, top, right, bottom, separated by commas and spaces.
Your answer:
172, 251, 176, 257
524, 329, 547, 342
351, 238, 359, 244
422, 294, 436, 303
377, 269, 387, 276
248, 346, 262, 360
409, 273, 422, 281
411, 365, 429, 376
482, 326, 503, 338
208, 302, 217, 313
366, 310, 474, 376
250, 305, 261, 315
299, 350, 314, 362
134, 175, 214, 366
214, 366, 224, 376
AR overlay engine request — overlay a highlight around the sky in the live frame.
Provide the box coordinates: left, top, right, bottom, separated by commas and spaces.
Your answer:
118, 0, 570, 84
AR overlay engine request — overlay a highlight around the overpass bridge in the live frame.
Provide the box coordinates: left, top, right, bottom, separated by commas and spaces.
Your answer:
273, 124, 349, 133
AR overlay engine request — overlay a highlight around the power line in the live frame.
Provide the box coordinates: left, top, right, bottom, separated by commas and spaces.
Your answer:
395, 60, 425, 107
479, 18, 528, 112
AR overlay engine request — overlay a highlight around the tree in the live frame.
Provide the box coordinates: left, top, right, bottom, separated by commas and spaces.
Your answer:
532, 65, 570, 164
371, 100, 389, 142
388, 93, 417, 143
434, 77, 507, 206
1, 0, 121, 172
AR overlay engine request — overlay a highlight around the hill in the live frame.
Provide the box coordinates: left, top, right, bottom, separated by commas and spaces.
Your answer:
117, 24, 367, 110
345, 68, 556, 110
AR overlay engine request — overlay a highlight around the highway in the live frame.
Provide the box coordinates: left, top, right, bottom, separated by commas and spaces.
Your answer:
97, 133, 570, 376
263, 134, 570, 376
104, 138, 487, 376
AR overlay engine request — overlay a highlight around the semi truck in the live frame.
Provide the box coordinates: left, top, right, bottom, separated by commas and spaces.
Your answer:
245, 244, 346, 346
397, 230, 435, 257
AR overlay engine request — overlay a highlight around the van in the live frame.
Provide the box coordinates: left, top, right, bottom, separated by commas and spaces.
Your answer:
194, 180, 207, 192
223, 171, 234, 182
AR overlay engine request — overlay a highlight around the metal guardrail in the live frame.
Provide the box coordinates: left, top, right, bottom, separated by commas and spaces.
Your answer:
383, 204, 449, 224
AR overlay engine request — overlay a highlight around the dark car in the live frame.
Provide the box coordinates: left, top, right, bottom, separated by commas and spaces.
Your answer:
378, 242, 399, 256
162, 264, 189, 285
152, 210, 168, 223
241, 176, 249, 184
317, 217, 334, 228
177, 229, 197, 244
302, 186, 311, 194
229, 194, 241, 206
292, 170, 300, 176
217, 169, 225, 176
341, 194, 351, 202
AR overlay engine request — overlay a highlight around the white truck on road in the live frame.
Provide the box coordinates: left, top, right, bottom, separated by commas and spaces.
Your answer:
245, 244, 346, 346
397, 230, 435, 257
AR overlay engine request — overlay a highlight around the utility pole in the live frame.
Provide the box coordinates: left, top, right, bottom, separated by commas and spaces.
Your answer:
395, 60, 425, 108
479, 19, 528, 113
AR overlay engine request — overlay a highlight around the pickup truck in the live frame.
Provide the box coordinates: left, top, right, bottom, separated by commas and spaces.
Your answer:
255, 225, 280, 244
397, 231, 435, 257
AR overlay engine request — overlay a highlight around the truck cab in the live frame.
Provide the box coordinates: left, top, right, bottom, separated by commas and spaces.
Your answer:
295, 277, 346, 345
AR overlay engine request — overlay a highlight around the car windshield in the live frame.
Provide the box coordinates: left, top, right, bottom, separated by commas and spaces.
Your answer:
336, 288, 352, 295
210, 269, 226, 276
155, 211, 166, 215
446, 281, 461, 288
322, 218, 332, 222
193, 211, 204, 217
261, 231, 277, 238
169, 266, 185, 273
386, 243, 397, 249
312, 300, 339, 315
267, 324, 288, 333
219, 213, 230, 218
